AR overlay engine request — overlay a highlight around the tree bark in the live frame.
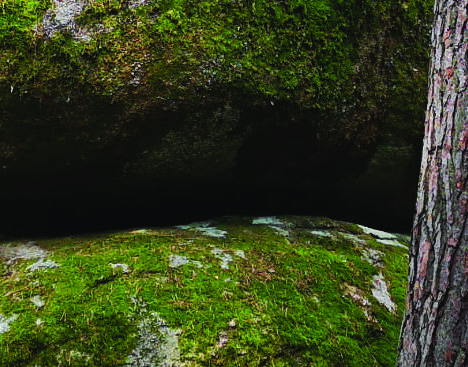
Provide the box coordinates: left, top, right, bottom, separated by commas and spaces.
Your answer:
397, 0, 468, 366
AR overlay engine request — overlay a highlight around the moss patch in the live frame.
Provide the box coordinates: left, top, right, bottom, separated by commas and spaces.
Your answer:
0, 216, 408, 366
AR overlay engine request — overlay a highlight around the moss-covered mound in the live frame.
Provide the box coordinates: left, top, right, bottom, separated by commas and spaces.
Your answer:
0, 216, 409, 366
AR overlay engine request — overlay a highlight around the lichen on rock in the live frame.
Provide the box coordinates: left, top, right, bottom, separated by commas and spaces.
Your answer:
0, 314, 18, 335
0, 242, 50, 264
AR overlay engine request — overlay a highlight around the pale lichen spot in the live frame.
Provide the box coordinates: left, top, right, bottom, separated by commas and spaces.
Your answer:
371, 273, 397, 314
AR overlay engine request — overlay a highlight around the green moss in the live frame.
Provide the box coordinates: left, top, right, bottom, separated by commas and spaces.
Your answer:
0, 216, 408, 366
1, 0, 432, 112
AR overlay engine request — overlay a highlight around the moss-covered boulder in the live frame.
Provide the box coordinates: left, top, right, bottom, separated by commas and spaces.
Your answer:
0, 215, 409, 366
0, 0, 433, 234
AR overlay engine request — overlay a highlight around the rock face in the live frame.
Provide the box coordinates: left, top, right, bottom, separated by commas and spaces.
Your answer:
0, 1, 431, 235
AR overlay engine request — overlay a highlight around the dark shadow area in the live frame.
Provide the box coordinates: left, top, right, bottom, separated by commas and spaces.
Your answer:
0, 178, 417, 240
0, 97, 421, 240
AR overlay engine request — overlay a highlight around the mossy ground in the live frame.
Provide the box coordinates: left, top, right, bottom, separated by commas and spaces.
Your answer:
0, 216, 408, 366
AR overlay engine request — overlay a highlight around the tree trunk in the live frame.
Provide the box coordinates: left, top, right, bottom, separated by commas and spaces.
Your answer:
397, 0, 468, 366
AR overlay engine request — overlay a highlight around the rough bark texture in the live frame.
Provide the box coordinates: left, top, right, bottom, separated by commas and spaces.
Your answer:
397, 0, 468, 366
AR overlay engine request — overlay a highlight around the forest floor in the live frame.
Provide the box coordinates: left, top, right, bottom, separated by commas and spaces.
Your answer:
0, 216, 409, 366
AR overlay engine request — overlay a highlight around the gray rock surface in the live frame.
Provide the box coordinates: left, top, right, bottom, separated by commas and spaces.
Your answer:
176, 221, 228, 238
27, 259, 61, 273
358, 225, 409, 248
252, 216, 290, 236
125, 298, 181, 367
0, 314, 18, 335
0, 241, 49, 264
372, 272, 397, 314
212, 248, 234, 270
31, 295, 45, 310
110, 263, 131, 273
168, 255, 202, 269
